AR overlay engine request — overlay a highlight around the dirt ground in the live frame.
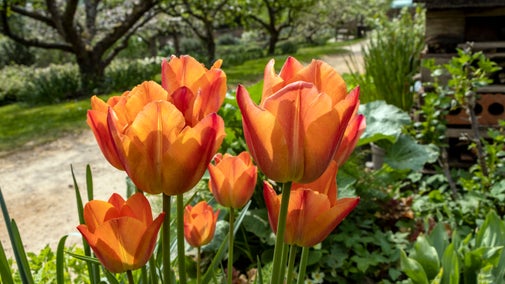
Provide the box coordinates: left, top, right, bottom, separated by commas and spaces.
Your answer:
0, 42, 365, 258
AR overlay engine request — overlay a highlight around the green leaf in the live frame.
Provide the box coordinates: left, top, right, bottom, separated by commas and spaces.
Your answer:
0, 240, 14, 284
441, 243, 459, 284
202, 200, 251, 283
384, 135, 439, 171
463, 246, 503, 283
85, 164, 94, 201
411, 236, 440, 280
242, 209, 276, 246
476, 210, 505, 248
10, 220, 34, 284
56, 235, 68, 284
358, 100, 411, 145
400, 250, 429, 284
429, 223, 450, 262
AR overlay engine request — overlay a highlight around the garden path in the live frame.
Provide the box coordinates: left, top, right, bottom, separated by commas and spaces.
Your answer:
0, 40, 365, 258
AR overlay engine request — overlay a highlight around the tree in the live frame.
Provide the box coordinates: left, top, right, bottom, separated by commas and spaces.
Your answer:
241, 0, 316, 55
0, 0, 160, 95
163, 0, 239, 65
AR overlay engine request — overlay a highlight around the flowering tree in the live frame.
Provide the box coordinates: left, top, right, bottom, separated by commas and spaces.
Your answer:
0, 0, 160, 94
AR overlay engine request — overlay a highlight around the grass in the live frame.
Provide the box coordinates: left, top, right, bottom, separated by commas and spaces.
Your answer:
0, 39, 360, 154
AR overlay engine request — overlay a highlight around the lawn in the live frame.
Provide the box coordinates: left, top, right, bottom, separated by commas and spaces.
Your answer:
0, 40, 359, 154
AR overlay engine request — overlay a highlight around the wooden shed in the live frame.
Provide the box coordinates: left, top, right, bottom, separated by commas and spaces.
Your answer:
415, 0, 505, 164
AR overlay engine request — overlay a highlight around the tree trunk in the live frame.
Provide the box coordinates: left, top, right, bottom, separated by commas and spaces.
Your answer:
77, 54, 106, 96
267, 30, 279, 55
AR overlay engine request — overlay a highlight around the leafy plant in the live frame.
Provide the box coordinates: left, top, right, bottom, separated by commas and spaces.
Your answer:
401, 210, 505, 284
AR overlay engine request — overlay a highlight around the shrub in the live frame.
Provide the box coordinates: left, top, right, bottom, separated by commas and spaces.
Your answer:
217, 44, 265, 66
19, 63, 81, 104
276, 40, 299, 55
0, 37, 35, 68
104, 57, 162, 92
0, 65, 32, 105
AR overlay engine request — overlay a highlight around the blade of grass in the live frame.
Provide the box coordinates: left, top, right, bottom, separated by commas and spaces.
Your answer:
0, 240, 14, 284
56, 235, 68, 284
0, 188, 33, 284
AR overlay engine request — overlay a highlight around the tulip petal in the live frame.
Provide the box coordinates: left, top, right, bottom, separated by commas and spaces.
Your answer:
293, 60, 347, 103
123, 193, 153, 224
115, 101, 185, 193
93, 217, 148, 273
87, 109, 124, 170
263, 182, 281, 234
292, 160, 338, 204
301, 197, 360, 247
262, 59, 285, 104
133, 212, 165, 267
83, 200, 119, 233
237, 85, 291, 182
162, 55, 207, 94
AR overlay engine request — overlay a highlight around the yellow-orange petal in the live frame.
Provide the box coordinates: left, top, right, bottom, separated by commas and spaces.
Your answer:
161, 55, 207, 94
292, 59, 347, 104
300, 196, 360, 247
237, 85, 291, 182
261, 59, 285, 104
87, 109, 125, 170
263, 182, 281, 234
83, 200, 119, 233
292, 160, 338, 205
123, 193, 153, 224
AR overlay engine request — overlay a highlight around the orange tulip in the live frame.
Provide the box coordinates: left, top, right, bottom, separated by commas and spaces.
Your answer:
263, 161, 359, 247
161, 55, 227, 127
333, 98, 366, 167
184, 201, 220, 247
89, 81, 225, 195
237, 56, 360, 183
208, 151, 257, 209
77, 193, 165, 273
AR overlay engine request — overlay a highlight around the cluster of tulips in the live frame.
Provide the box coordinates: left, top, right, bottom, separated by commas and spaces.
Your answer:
79, 54, 365, 283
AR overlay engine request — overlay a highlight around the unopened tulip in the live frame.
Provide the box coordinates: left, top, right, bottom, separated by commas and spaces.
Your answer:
237, 57, 360, 183
89, 81, 225, 195
208, 152, 257, 209
263, 161, 359, 247
77, 193, 164, 273
161, 55, 226, 126
184, 201, 220, 247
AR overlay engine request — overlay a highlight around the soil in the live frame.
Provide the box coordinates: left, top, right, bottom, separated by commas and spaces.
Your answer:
0, 41, 365, 259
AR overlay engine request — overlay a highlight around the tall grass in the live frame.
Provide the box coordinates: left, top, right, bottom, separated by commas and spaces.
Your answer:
348, 7, 425, 111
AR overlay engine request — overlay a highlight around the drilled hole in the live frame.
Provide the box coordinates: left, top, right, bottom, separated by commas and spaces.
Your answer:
449, 107, 462, 115
474, 103, 483, 115
488, 102, 504, 115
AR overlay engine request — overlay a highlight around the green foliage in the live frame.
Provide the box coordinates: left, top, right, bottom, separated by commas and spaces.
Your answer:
0, 37, 34, 68
0, 64, 31, 105
19, 63, 81, 104
104, 57, 162, 93
349, 6, 425, 110
401, 211, 505, 284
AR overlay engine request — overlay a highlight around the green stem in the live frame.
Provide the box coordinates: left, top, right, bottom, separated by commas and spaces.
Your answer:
177, 194, 187, 284
197, 246, 201, 284
286, 245, 297, 284
277, 243, 289, 283
126, 270, 135, 284
270, 182, 291, 284
296, 247, 310, 284
162, 194, 171, 284
228, 207, 235, 284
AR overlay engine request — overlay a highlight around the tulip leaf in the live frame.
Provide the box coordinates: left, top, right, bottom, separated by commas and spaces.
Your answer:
202, 201, 251, 283
400, 250, 429, 284
243, 209, 276, 246
0, 239, 14, 284
0, 188, 34, 284
441, 243, 459, 284
56, 235, 68, 284
410, 236, 440, 280
358, 100, 411, 146
86, 164, 94, 201
383, 134, 439, 171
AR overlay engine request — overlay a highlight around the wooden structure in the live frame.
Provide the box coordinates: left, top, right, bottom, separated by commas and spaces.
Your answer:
415, 0, 505, 164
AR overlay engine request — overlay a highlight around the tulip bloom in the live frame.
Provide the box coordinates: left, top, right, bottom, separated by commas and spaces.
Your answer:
237, 56, 360, 183
263, 161, 359, 247
161, 55, 227, 127
77, 193, 165, 273
208, 152, 257, 209
88, 81, 225, 195
184, 201, 220, 247
333, 106, 366, 167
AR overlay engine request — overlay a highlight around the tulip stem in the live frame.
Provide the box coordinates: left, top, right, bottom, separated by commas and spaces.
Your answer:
286, 245, 297, 284
270, 182, 291, 284
126, 270, 135, 284
177, 194, 187, 284
162, 194, 171, 284
296, 247, 310, 284
277, 243, 289, 283
197, 246, 201, 284
227, 207, 235, 284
